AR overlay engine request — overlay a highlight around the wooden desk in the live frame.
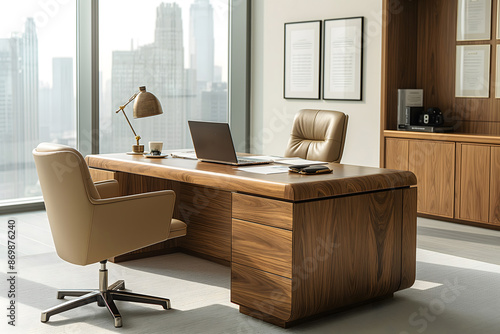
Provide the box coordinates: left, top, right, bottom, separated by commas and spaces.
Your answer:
86, 153, 417, 328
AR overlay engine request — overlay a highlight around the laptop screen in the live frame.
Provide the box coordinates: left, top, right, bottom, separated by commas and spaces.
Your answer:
188, 121, 239, 163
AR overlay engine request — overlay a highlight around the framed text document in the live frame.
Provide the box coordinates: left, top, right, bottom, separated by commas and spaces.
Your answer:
455, 45, 490, 98
323, 17, 363, 100
457, 0, 491, 41
496, 45, 500, 97
284, 21, 321, 99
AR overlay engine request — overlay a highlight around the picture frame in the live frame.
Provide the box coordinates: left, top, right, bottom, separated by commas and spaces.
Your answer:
457, 0, 491, 41
323, 17, 363, 101
455, 45, 490, 98
283, 20, 321, 99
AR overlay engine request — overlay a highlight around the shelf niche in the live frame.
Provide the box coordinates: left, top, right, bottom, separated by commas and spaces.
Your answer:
381, 0, 500, 135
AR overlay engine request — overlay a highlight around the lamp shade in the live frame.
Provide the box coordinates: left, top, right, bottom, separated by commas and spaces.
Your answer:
133, 86, 163, 119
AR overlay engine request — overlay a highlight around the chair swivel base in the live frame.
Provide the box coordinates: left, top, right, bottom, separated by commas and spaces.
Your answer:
41, 262, 171, 328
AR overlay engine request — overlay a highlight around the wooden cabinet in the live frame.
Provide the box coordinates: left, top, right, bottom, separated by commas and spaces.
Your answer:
385, 138, 409, 171
408, 140, 455, 218
457, 144, 490, 223
490, 147, 500, 225
385, 138, 454, 218
384, 134, 500, 228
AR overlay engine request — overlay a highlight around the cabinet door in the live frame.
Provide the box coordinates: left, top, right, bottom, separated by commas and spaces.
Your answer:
408, 140, 455, 218
459, 144, 490, 223
385, 138, 409, 170
490, 146, 500, 224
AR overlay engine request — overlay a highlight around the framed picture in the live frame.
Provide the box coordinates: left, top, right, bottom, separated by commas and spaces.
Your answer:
284, 20, 321, 99
323, 17, 363, 101
457, 0, 491, 41
455, 45, 490, 98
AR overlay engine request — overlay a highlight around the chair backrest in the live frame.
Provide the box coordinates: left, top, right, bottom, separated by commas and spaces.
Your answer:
33, 143, 101, 265
284, 109, 348, 163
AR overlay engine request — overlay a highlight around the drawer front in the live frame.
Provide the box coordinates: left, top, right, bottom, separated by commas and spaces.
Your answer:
231, 263, 292, 321
232, 219, 292, 278
232, 193, 293, 230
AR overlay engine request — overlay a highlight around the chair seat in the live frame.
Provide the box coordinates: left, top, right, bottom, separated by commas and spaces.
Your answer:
168, 219, 187, 239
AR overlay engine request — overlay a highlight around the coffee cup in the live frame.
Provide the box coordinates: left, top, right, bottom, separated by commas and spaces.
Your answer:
149, 141, 163, 155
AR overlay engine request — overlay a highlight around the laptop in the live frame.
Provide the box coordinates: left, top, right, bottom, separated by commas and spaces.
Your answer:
188, 121, 273, 166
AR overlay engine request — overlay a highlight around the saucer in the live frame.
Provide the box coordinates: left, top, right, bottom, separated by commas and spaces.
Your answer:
143, 153, 168, 158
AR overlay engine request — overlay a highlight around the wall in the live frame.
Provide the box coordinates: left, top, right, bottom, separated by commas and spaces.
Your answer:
250, 0, 383, 167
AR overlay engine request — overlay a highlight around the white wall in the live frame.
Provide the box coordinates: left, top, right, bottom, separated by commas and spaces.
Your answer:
250, 0, 383, 167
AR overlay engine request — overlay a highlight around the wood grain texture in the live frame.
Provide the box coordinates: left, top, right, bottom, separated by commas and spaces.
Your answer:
384, 130, 500, 145
85, 154, 416, 201
231, 263, 292, 321
459, 144, 490, 223
382, 0, 500, 135
289, 189, 403, 321
232, 219, 292, 278
408, 140, 455, 217
490, 146, 500, 224
89, 168, 115, 183
399, 187, 417, 290
232, 193, 293, 230
416, 0, 456, 116
177, 183, 231, 262
384, 138, 409, 170
381, 0, 418, 131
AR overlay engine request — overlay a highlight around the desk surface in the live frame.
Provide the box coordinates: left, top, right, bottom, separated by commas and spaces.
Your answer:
86, 153, 416, 201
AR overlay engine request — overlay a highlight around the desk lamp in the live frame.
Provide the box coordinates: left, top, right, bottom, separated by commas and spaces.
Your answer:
115, 86, 163, 154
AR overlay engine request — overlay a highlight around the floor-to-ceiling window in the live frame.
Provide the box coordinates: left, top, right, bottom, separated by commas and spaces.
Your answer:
98, 0, 229, 153
0, 1, 76, 203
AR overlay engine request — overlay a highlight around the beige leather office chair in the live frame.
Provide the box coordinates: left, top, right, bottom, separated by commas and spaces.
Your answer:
33, 143, 186, 328
284, 109, 348, 163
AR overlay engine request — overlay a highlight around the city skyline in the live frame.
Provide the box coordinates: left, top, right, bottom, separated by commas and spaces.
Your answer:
0, 1, 228, 201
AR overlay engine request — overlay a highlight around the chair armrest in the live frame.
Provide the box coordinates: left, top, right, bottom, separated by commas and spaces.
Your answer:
94, 179, 120, 199
86, 190, 177, 263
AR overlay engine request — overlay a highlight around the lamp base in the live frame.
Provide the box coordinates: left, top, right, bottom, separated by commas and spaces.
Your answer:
132, 145, 144, 153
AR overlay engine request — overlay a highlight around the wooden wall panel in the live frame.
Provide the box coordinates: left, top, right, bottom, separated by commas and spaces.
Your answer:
385, 138, 409, 170
490, 146, 500, 224
416, 0, 457, 117
382, 0, 419, 131
459, 144, 490, 223
408, 140, 455, 217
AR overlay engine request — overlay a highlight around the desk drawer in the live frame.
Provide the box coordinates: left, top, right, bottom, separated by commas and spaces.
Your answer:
232, 219, 292, 278
231, 263, 292, 321
232, 193, 293, 230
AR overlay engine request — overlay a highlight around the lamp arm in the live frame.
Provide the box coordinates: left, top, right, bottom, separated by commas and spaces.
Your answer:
115, 90, 142, 145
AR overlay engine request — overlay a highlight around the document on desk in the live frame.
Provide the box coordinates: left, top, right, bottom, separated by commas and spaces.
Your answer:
171, 151, 197, 160
273, 157, 328, 165
237, 165, 290, 174
245, 156, 328, 165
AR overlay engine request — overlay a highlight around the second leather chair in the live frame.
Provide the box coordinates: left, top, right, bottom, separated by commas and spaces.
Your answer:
284, 109, 348, 163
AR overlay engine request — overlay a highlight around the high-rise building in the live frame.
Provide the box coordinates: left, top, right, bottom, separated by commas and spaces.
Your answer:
190, 0, 214, 85
52, 57, 75, 142
0, 18, 39, 200
110, 3, 186, 152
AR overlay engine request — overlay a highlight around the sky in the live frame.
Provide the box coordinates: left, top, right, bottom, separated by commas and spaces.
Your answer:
0, 0, 229, 86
